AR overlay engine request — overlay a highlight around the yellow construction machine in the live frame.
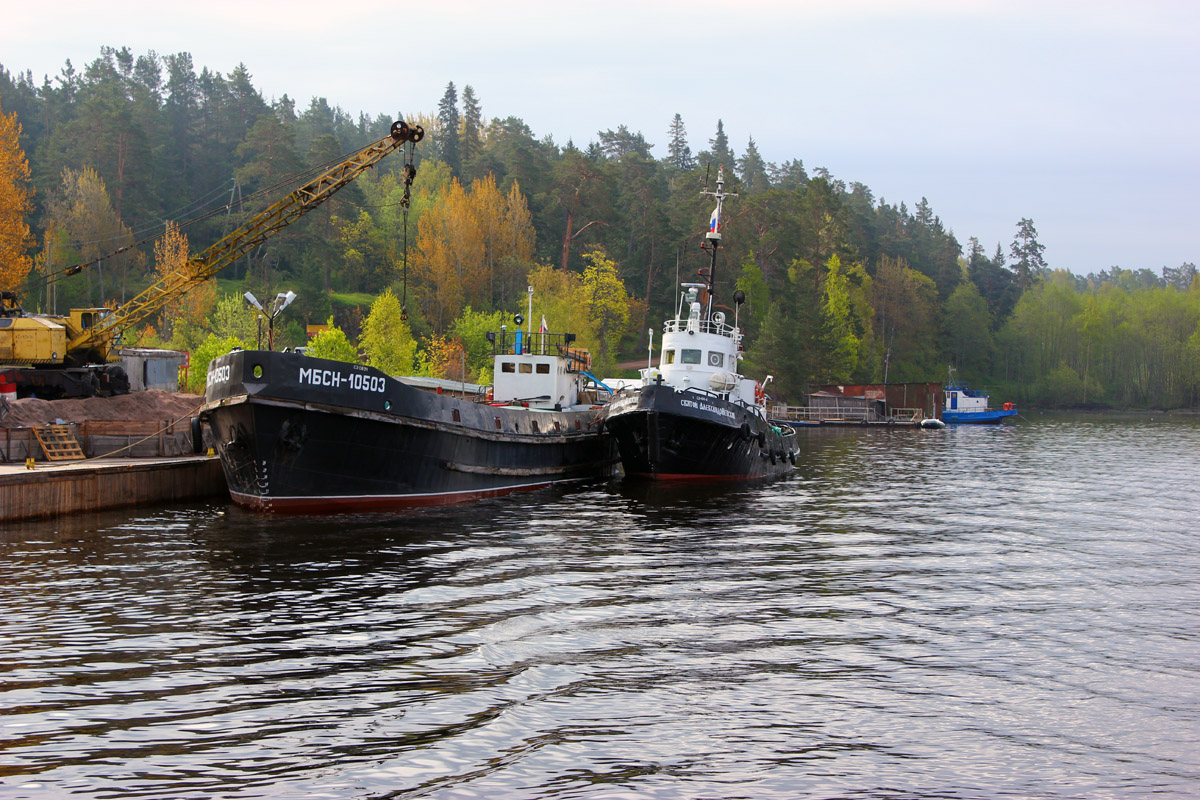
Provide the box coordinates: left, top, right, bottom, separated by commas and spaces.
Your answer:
0, 120, 422, 399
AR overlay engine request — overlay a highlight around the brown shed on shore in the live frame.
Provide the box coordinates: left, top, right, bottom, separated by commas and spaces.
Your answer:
813, 383, 944, 421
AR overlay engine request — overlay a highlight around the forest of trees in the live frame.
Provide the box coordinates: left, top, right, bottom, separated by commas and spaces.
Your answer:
2, 47, 1198, 407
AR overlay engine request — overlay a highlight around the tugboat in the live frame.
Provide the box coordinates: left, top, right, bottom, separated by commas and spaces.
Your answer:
200, 322, 617, 511
942, 367, 1018, 424
601, 167, 798, 480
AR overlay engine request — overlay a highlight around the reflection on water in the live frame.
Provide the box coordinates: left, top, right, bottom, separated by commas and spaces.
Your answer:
2, 415, 1199, 798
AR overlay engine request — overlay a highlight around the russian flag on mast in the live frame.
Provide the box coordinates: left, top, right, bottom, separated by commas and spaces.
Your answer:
707, 203, 722, 240
539, 315, 548, 333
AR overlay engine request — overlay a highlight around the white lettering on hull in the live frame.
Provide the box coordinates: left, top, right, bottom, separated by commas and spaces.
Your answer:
206, 364, 231, 387
299, 367, 386, 393
679, 398, 737, 420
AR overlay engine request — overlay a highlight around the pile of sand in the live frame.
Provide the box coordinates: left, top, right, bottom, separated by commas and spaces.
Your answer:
0, 390, 205, 428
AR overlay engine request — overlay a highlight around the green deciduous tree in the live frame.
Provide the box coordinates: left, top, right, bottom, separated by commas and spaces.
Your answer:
359, 289, 417, 376
308, 317, 359, 363
210, 292, 260, 344
941, 280, 995, 378
449, 307, 506, 383
582, 247, 630, 376
872, 255, 939, 381
187, 334, 244, 394
527, 262, 592, 347
821, 255, 860, 382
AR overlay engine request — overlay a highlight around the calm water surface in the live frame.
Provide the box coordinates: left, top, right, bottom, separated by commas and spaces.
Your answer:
2, 414, 1198, 799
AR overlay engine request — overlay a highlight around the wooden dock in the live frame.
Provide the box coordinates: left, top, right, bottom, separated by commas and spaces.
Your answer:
0, 455, 227, 522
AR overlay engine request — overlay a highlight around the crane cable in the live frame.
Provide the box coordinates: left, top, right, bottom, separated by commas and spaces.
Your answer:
399, 141, 418, 321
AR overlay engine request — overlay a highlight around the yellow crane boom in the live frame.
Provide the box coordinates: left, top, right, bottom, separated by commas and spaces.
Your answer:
68, 120, 423, 360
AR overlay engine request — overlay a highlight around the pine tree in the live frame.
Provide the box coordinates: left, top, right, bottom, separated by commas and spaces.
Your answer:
966, 236, 986, 277
666, 113, 694, 170
596, 125, 652, 159
1010, 217, 1047, 290
460, 84, 483, 177
736, 136, 770, 194
708, 119, 733, 168
436, 81, 461, 175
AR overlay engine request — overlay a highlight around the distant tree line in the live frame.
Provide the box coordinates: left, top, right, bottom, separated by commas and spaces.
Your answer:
1, 48, 1197, 407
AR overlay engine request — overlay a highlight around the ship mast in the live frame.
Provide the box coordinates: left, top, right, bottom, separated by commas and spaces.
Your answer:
700, 166, 737, 313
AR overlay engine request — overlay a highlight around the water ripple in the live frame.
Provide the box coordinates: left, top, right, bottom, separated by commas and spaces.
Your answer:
2, 415, 1199, 798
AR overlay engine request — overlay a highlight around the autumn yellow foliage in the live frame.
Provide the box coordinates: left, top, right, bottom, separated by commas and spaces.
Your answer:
414, 174, 535, 332
420, 334, 467, 381
40, 167, 138, 310
0, 99, 34, 292
154, 221, 215, 343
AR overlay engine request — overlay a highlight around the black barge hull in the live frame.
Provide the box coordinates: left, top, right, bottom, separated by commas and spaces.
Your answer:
201, 350, 616, 512
602, 384, 797, 481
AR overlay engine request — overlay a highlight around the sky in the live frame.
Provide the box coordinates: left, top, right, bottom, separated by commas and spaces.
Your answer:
4, 0, 1197, 276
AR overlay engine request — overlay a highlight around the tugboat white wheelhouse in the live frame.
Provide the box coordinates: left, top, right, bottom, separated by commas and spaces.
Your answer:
601, 167, 799, 480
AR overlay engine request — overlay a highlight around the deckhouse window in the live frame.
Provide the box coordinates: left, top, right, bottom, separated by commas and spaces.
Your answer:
681, 349, 702, 365
536, 363, 550, 374
501, 362, 516, 373
664, 350, 676, 365
519, 363, 533, 374
708, 352, 724, 368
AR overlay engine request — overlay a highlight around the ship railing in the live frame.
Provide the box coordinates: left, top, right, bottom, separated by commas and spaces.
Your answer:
769, 404, 872, 423
946, 381, 987, 398
769, 404, 926, 424
663, 318, 739, 338
488, 330, 589, 364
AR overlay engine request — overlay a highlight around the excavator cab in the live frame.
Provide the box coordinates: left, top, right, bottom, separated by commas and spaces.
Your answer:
1, 292, 22, 317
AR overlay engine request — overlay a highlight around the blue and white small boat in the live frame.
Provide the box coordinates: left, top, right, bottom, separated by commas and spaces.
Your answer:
942, 369, 1017, 424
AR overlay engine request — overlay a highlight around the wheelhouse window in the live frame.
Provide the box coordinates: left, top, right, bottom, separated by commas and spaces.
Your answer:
681, 349, 702, 364
664, 350, 675, 365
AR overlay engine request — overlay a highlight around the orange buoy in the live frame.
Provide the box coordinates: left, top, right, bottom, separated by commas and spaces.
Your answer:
1003, 402, 1014, 411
